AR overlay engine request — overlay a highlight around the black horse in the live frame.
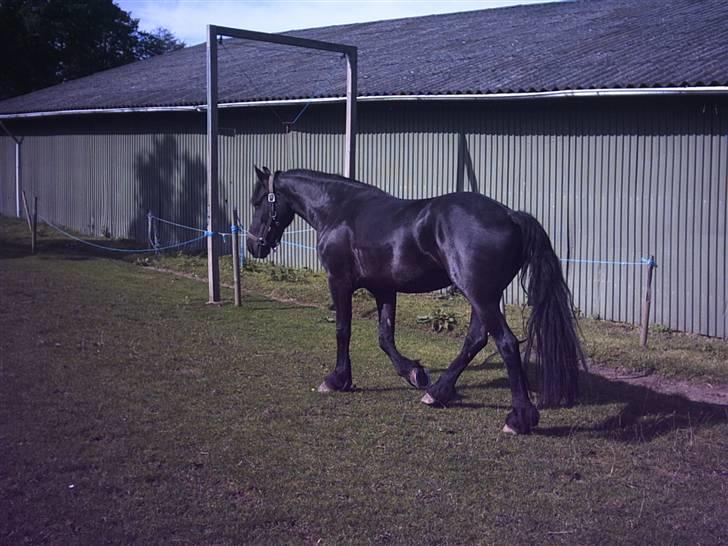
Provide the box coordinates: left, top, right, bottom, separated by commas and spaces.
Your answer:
247, 167, 584, 434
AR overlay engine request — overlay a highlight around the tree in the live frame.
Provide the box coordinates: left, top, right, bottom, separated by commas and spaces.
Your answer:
0, 0, 185, 99
136, 27, 185, 60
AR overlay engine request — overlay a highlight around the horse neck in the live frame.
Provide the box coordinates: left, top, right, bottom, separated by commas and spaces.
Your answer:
277, 173, 354, 231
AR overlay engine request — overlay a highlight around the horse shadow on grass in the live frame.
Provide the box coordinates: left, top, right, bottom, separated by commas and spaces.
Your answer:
446, 362, 727, 442
539, 371, 727, 442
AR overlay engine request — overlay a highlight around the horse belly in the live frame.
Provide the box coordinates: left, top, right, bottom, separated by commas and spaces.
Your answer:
356, 247, 450, 293
395, 270, 452, 293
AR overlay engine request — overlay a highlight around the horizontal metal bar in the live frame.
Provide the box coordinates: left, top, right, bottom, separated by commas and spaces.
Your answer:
0, 105, 202, 119
2, 86, 727, 120
210, 24, 357, 55
367, 86, 728, 101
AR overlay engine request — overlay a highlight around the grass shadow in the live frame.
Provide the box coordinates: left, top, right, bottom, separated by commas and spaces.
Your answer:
357, 385, 414, 393
439, 362, 726, 443
537, 370, 727, 442
10, 229, 152, 263
0, 240, 36, 260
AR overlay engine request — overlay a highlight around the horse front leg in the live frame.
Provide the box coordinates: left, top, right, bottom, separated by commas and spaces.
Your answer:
317, 277, 355, 392
374, 290, 430, 389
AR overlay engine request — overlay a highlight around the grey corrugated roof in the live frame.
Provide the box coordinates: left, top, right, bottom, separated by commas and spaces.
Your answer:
1, 0, 727, 115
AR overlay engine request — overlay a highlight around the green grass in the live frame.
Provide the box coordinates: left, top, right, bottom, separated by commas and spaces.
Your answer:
2, 216, 727, 544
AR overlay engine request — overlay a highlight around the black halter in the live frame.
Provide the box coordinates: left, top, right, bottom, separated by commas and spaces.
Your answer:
256, 172, 282, 251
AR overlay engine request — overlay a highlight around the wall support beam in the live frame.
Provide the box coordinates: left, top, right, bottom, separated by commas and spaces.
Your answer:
0, 121, 22, 217
206, 26, 221, 303
345, 50, 357, 178
15, 139, 21, 217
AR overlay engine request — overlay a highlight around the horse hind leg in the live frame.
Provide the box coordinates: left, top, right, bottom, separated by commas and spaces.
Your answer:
375, 291, 430, 389
422, 298, 539, 434
421, 307, 487, 406
481, 301, 539, 434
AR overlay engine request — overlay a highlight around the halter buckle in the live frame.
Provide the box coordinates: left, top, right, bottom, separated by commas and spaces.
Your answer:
267, 193, 276, 203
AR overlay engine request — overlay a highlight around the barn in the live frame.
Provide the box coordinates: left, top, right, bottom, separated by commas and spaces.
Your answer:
1, 0, 726, 338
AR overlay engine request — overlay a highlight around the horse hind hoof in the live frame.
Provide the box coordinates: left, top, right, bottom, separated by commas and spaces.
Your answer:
317, 380, 354, 393
317, 381, 333, 393
408, 367, 431, 389
421, 392, 443, 406
502, 424, 518, 435
421, 392, 436, 405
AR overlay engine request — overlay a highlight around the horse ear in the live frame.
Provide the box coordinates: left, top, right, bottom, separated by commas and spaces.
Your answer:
254, 165, 270, 184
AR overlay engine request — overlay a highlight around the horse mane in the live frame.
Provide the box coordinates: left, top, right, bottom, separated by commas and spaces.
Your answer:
284, 169, 387, 195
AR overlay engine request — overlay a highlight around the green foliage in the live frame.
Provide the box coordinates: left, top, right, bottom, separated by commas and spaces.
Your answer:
135, 26, 185, 60
651, 323, 672, 334
268, 265, 312, 283
352, 288, 374, 302
242, 259, 263, 273
417, 307, 458, 333
0, 0, 184, 99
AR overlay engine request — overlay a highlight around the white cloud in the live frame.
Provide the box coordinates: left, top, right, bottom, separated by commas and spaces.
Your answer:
116, 0, 560, 46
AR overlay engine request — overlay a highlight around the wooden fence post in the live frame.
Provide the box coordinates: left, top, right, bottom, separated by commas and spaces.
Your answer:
231, 208, 242, 307
21, 190, 32, 234
147, 210, 153, 250
31, 196, 38, 254
640, 256, 657, 347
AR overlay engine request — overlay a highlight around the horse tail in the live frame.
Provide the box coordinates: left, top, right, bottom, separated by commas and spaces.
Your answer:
510, 211, 585, 408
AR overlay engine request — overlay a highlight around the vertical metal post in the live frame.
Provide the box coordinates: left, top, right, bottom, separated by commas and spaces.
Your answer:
344, 50, 357, 179
232, 208, 242, 307
640, 256, 656, 347
15, 139, 21, 217
206, 25, 221, 303
1, 121, 23, 217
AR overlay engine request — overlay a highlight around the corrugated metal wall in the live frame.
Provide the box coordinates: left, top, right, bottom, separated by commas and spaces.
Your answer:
1, 96, 726, 337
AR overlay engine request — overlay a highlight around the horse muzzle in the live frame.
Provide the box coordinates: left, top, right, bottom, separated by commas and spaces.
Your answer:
246, 233, 271, 259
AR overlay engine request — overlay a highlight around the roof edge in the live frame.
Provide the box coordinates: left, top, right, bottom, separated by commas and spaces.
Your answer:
2, 86, 728, 120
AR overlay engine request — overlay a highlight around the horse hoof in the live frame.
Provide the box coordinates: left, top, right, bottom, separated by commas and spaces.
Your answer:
317, 381, 333, 393
502, 424, 518, 435
408, 367, 431, 389
421, 392, 437, 405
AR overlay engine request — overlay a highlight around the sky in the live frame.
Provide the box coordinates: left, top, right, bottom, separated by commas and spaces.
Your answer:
114, 0, 560, 46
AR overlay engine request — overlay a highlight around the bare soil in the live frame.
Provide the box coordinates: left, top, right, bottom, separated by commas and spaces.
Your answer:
588, 361, 728, 406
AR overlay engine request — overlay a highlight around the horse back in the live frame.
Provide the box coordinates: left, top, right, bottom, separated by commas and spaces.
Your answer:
320, 191, 522, 293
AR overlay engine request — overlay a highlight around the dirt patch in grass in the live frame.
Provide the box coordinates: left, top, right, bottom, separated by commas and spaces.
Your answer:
2, 216, 728, 544
587, 362, 728, 406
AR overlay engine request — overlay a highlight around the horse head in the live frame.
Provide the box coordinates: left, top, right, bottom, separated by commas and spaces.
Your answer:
247, 166, 295, 259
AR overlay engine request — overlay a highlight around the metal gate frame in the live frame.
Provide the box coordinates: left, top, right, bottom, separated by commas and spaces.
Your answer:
205, 24, 358, 302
